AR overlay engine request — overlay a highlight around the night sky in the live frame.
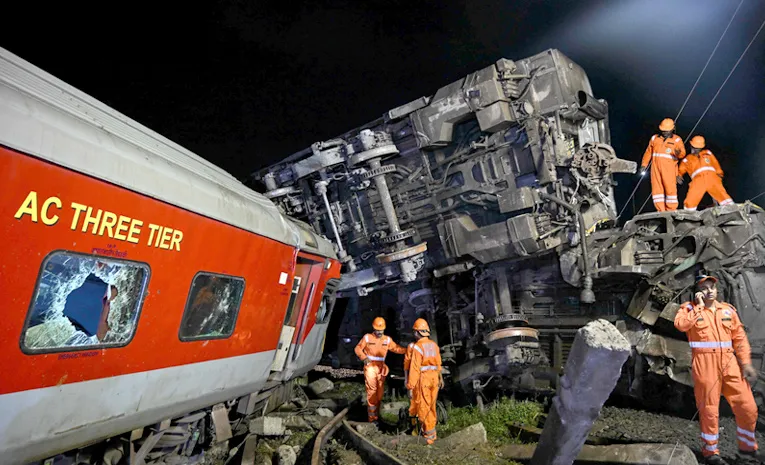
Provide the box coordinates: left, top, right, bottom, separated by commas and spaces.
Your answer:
3, 0, 764, 216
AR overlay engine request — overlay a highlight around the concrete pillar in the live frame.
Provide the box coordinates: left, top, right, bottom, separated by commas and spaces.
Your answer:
530, 319, 631, 465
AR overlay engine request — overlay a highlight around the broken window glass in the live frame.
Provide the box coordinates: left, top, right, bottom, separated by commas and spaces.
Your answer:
22, 251, 149, 352
179, 273, 245, 341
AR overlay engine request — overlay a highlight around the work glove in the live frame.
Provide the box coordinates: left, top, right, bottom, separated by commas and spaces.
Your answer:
363, 358, 370, 366
743, 364, 758, 385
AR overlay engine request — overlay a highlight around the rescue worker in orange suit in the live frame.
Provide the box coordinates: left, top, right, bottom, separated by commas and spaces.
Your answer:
677, 135, 734, 211
403, 340, 419, 434
674, 275, 761, 465
354, 317, 406, 423
640, 118, 686, 211
406, 318, 444, 445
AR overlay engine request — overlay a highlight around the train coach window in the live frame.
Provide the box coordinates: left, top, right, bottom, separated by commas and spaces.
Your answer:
179, 272, 245, 341
21, 251, 150, 353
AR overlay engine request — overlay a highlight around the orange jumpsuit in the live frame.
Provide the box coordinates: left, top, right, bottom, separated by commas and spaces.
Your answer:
641, 134, 686, 211
403, 342, 418, 419
355, 333, 406, 422
678, 149, 734, 211
674, 300, 758, 458
406, 337, 442, 444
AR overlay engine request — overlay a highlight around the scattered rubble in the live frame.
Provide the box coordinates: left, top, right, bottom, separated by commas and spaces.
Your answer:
307, 378, 335, 396
276, 444, 297, 465
590, 406, 765, 463
249, 417, 285, 436
313, 364, 364, 379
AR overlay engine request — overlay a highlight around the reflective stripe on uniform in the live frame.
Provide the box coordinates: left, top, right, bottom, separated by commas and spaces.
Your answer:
421, 366, 439, 371
367, 355, 385, 361
701, 432, 719, 441
653, 153, 677, 160
738, 427, 756, 438
739, 435, 757, 448
691, 166, 716, 179
413, 345, 423, 355
689, 341, 732, 349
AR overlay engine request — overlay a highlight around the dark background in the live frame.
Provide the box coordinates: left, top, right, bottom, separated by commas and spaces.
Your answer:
3, 0, 764, 216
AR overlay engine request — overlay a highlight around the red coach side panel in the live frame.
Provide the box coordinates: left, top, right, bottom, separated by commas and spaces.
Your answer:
0, 146, 297, 395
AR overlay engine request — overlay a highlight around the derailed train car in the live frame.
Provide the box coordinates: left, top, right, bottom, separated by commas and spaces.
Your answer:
0, 47, 341, 464
252, 49, 765, 411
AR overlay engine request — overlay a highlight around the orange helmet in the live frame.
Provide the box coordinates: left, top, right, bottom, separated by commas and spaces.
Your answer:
658, 118, 675, 132
372, 317, 386, 331
413, 318, 430, 333
690, 135, 705, 149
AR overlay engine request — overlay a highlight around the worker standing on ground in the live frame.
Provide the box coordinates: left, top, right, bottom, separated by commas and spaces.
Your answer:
674, 275, 761, 465
403, 340, 419, 434
354, 317, 406, 423
677, 135, 735, 211
406, 318, 444, 445
640, 118, 686, 211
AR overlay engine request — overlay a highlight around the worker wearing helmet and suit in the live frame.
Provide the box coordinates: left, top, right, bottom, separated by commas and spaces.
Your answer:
677, 135, 734, 211
674, 275, 761, 465
354, 317, 406, 423
641, 118, 686, 211
403, 338, 419, 434
406, 318, 444, 445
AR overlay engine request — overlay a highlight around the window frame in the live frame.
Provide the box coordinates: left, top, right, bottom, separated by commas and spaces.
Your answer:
19, 249, 151, 355
178, 270, 246, 342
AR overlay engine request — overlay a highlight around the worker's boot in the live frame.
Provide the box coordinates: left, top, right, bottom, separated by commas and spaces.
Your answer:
409, 417, 418, 436
739, 449, 765, 464
704, 454, 729, 465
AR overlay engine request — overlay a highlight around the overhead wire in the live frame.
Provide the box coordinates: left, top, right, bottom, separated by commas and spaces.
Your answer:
673, 0, 745, 123
616, 0, 744, 221
637, 9, 765, 217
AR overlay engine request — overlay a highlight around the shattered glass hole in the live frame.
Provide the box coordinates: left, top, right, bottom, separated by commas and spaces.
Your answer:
22, 251, 149, 352
179, 273, 245, 341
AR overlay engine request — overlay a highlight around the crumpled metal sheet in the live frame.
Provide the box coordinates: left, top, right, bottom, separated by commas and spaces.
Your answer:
621, 328, 693, 387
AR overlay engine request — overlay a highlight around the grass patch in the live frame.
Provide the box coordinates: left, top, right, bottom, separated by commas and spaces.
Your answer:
285, 430, 315, 447
322, 381, 366, 400
440, 397, 543, 444
381, 411, 399, 424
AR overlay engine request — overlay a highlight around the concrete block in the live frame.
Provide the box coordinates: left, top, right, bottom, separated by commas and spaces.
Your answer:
307, 378, 334, 396
316, 408, 335, 418
249, 416, 285, 436
441, 423, 487, 449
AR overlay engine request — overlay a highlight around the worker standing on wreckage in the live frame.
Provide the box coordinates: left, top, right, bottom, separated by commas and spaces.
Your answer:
354, 317, 406, 423
677, 135, 735, 211
674, 275, 761, 465
406, 318, 444, 445
640, 118, 686, 211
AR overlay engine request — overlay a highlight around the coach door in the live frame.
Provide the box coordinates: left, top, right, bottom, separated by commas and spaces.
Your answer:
290, 260, 324, 362
270, 258, 323, 372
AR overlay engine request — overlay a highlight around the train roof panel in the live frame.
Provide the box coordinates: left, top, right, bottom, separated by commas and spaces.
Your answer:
0, 46, 333, 255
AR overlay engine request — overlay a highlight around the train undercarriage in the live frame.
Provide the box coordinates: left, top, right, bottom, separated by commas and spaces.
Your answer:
251, 48, 765, 413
